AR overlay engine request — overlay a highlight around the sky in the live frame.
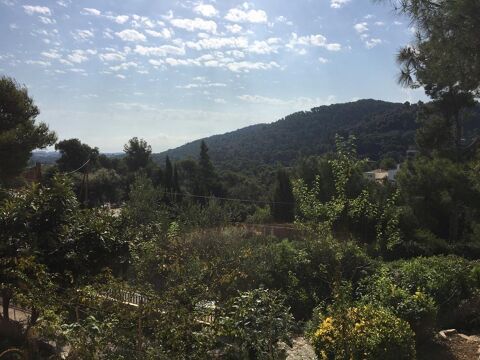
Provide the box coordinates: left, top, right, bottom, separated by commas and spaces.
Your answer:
0, 0, 427, 152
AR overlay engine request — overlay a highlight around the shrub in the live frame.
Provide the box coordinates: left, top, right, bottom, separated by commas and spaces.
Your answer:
389, 256, 477, 320
311, 305, 416, 360
357, 266, 437, 342
218, 288, 294, 359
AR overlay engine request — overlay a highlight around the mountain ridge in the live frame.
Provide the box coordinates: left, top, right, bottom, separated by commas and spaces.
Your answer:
153, 99, 426, 171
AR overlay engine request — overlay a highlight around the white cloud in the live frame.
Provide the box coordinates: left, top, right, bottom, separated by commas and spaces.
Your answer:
354, 22, 369, 33
170, 17, 217, 33
1, 0, 16, 6
110, 62, 138, 71
134, 44, 185, 57
82, 7, 101, 16
318, 57, 329, 64
148, 59, 164, 67
145, 28, 172, 39
39, 16, 56, 24
176, 82, 226, 89
23, 5, 51, 16
67, 50, 90, 63
56, 0, 70, 7
226, 61, 279, 72
160, 54, 279, 73
72, 29, 94, 41
41, 50, 61, 59
193, 4, 218, 17
116, 29, 146, 42
214, 98, 226, 104
131, 15, 155, 29
186, 36, 248, 51
374, 21, 385, 26
225, 24, 242, 34
365, 38, 382, 49
324, 43, 341, 51
238, 94, 335, 108
248, 40, 277, 54
224, 8, 267, 23
165, 57, 201, 67
330, 0, 350, 9
70, 68, 86, 73
25, 60, 51, 66
99, 52, 126, 62
59, 59, 72, 66
116, 74, 126, 79
394, 21, 403, 25
288, 33, 341, 52
226, 49, 245, 58
114, 15, 129, 24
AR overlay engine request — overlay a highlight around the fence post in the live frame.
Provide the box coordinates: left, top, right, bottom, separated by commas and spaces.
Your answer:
137, 299, 143, 353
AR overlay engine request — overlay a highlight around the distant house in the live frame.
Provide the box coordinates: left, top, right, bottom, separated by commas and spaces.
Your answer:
23, 162, 42, 183
364, 164, 400, 183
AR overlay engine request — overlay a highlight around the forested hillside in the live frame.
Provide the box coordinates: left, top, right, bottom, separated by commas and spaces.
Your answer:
156, 99, 480, 171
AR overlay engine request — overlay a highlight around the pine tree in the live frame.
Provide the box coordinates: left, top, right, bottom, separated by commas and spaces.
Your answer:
197, 141, 221, 197
271, 169, 295, 223
165, 156, 173, 193
172, 164, 180, 194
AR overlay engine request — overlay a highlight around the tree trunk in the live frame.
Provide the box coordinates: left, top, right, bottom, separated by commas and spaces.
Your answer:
30, 306, 39, 326
1, 289, 12, 321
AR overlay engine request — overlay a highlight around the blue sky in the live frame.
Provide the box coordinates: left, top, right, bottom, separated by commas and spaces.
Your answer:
0, 0, 426, 152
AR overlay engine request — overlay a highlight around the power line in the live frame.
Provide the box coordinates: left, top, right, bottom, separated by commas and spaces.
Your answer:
166, 191, 296, 206
63, 158, 91, 175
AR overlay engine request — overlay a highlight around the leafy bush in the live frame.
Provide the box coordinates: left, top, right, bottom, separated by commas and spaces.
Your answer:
217, 288, 294, 359
245, 206, 273, 224
311, 304, 416, 360
389, 256, 477, 319
357, 266, 437, 342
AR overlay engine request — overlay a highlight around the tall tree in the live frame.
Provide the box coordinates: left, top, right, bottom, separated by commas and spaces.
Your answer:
55, 138, 99, 173
123, 137, 152, 172
271, 169, 295, 223
172, 164, 180, 194
164, 156, 173, 193
197, 140, 222, 197
0, 76, 57, 185
384, 0, 480, 156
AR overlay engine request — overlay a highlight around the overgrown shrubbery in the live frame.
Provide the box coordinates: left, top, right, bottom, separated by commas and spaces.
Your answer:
216, 288, 294, 359
357, 266, 437, 342
311, 304, 416, 360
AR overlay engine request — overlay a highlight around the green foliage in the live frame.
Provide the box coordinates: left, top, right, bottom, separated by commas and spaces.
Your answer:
177, 200, 231, 229
156, 100, 433, 171
0, 175, 78, 263
357, 266, 437, 342
245, 206, 273, 224
271, 169, 295, 223
397, 156, 480, 245
387, 256, 477, 318
87, 168, 124, 206
197, 140, 223, 197
389, 0, 480, 99
0, 76, 57, 186
311, 304, 416, 360
55, 138, 99, 173
294, 135, 401, 252
218, 288, 294, 359
123, 173, 164, 226
123, 137, 152, 172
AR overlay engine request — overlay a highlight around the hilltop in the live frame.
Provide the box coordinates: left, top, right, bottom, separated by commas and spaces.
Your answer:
155, 99, 480, 171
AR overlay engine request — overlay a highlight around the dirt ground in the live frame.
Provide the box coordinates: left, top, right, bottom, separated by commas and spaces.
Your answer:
286, 333, 480, 360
